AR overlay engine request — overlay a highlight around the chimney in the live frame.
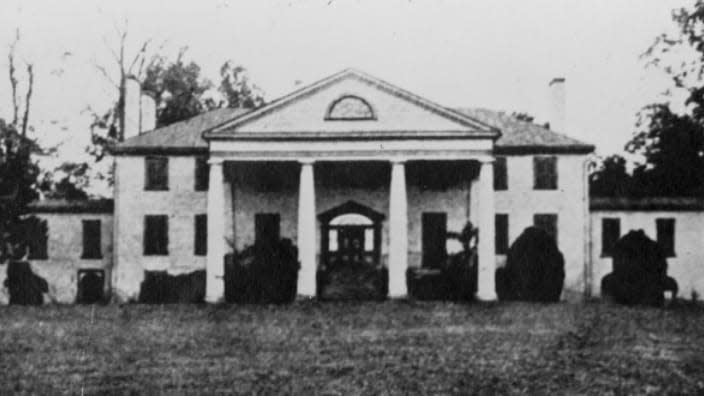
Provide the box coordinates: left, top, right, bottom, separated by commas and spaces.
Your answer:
123, 75, 157, 140
140, 93, 156, 133
548, 77, 566, 133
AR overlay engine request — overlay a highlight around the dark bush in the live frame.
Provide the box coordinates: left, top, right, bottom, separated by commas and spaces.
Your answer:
138, 270, 205, 303
407, 222, 477, 301
496, 226, 565, 302
317, 266, 388, 300
3, 261, 48, 305
600, 230, 677, 306
224, 238, 299, 304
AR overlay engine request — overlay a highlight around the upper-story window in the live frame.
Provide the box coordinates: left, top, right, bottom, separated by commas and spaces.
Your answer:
533, 156, 558, 190
145, 156, 168, 191
493, 156, 508, 191
325, 95, 376, 120
194, 156, 209, 191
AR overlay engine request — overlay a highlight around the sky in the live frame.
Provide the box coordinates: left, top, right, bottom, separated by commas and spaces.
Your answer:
0, 0, 693, 166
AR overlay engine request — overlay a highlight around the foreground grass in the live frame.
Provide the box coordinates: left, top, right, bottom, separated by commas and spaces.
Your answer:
0, 301, 703, 395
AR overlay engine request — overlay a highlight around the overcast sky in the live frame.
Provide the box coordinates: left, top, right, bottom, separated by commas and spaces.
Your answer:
0, 0, 692, 159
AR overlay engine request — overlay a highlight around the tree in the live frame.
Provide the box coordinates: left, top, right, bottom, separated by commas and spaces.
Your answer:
590, 2, 704, 197
218, 60, 265, 109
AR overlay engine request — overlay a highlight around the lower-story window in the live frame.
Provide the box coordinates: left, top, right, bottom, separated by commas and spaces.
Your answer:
495, 214, 509, 254
534, 213, 558, 244
144, 215, 169, 255
422, 212, 447, 268
194, 214, 207, 256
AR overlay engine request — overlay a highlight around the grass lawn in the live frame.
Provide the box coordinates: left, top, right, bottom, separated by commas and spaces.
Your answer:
1, 301, 703, 395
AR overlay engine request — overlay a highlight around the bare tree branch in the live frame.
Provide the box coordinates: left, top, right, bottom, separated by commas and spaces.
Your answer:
127, 39, 152, 76
8, 28, 20, 127
92, 61, 119, 88
21, 63, 34, 137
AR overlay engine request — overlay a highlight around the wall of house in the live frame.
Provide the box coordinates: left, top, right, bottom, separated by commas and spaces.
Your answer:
494, 153, 589, 300
590, 210, 704, 300
0, 212, 113, 304
112, 155, 213, 301
112, 152, 590, 301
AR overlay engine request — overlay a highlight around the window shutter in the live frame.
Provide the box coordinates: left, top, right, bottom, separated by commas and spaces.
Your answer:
255, 213, 281, 248
656, 218, 675, 257
145, 156, 169, 191
195, 157, 209, 191
493, 157, 508, 190
534, 214, 558, 244
495, 214, 509, 254
194, 214, 207, 256
534, 156, 557, 190
601, 218, 620, 257
28, 218, 48, 260
422, 212, 447, 268
81, 220, 102, 259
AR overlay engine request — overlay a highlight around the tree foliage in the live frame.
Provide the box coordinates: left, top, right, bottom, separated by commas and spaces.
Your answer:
590, 2, 704, 197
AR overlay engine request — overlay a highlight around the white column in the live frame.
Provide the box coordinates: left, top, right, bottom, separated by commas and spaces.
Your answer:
206, 158, 225, 303
297, 159, 317, 297
476, 158, 497, 301
388, 159, 408, 298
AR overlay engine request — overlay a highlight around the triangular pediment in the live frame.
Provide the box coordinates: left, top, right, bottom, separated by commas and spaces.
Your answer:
204, 69, 498, 140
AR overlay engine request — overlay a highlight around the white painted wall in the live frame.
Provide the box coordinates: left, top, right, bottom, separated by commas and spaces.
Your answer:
0, 212, 113, 304
590, 210, 704, 300
494, 154, 590, 300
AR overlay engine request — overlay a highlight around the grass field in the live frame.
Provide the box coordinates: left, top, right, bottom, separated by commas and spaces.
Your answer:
1, 301, 703, 395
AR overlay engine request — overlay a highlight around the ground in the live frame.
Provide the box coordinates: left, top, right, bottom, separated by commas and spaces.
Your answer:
1, 301, 703, 395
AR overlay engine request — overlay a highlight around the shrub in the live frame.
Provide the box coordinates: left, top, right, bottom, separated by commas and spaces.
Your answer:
318, 266, 388, 300
3, 261, 47, 305
601, 230, 677, 306
224, 238, 299, 304
138, 270, 205, 303
496, 226, 565, 302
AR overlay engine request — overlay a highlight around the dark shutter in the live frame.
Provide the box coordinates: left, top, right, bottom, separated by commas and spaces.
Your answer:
194, 156, 209, 191
601, 218, 620, 257
144, 215, 169, 255
495, 214, 509, 254
534, 213, 558, 243
255, 213, 280, 248
145, 156, 169, 191
656, 218, 675, 257
422, 212, 447, 268
533, 156, 558, 190
194, 214, 207, 256
81, 220, 102, 259
493, 157, 508, 190
27, 218, 48, 260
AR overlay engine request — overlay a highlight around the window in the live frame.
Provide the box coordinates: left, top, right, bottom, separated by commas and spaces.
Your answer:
493, 157, 508, 190
144, 215, 168, 255
422, 212, 447, 268
656, 218, 676, 257
194, 214, 207, 256
81, 220, 102, 259
27, 218, 48, 260
194, 156, 209, 191
76, 269, 105, 304
145, 156, 168, 191
495, 214, 509, 254
325, 95, 375, 120
533, 156, 558, 190
601, 218, 620, 257
534, 213, 558, 243
255, 213, 280, 248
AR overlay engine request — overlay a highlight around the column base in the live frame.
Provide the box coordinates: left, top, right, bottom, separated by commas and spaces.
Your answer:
475, 290, 498, 302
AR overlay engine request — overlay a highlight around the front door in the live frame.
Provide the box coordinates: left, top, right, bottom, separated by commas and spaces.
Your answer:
335, 226, 366, 268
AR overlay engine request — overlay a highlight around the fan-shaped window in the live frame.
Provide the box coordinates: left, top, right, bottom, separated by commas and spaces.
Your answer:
325, 95, 375, 120
329, 213, 374, 226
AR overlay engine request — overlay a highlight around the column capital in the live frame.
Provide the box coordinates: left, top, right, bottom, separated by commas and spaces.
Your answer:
478, 156, 495, 165
208, 157, 224, 166
298, 158, 316, 165
389, 157, 407, 165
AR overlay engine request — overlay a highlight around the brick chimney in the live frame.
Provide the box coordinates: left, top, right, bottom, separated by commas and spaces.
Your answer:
123, 75, 157, 140
549, 77, 566, 133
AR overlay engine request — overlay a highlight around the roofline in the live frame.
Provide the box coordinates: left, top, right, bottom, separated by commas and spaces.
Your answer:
495, 144, 595, 155
203, 68, 501, 139
28, 199, 114, 214
110, 146, 208, 156
206, 130, 499, 141
590, 197, 704, 211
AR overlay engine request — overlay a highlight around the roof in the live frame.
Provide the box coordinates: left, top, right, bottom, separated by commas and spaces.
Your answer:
111, 108, 251, 155
204, 68, 500, 140
112, 70, 594, 155
590, 197, 704, 211
28, 199, 114, 214
452, 108, 594, 154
